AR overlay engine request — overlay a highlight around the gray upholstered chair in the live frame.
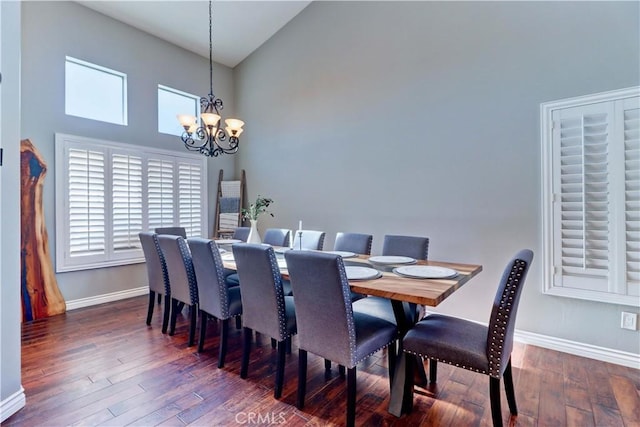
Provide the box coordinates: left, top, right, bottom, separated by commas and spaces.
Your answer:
403, 249, 534, 427
284, 250, 398, 427
139, 232, 171, 333
262, 228, 291, 247
154, 227, 187, 238
333, 232, 373, 302
157, 235, 199, 346
232, 243, 296, 398
188, 238, 243, 368
232, 227, 251, 242
333, 232, 373, 255
382, 234, 429, 260
291, 230, 325, 251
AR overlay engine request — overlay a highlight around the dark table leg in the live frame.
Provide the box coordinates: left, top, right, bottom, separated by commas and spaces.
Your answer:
388, 300, 424, 416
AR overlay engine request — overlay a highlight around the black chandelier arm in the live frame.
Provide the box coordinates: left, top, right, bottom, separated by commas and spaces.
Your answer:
181, 127, 239, 158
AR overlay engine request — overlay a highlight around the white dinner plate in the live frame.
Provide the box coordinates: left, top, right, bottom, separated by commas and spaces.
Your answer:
325, 250, 358, 258
345, 266, 382, 281
393, 265, 458, 279
215, 239, 242, 245
368, 255, 416, 265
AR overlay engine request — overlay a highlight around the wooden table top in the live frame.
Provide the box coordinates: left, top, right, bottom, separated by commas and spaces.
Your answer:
220, 250, 482, 307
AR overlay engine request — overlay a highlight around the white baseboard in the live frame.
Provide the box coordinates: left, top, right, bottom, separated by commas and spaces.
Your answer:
65, 286, 149, 311
0, 386, 25, 423
514, 330, 640, 369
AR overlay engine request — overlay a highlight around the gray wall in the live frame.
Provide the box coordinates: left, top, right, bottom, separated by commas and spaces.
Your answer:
235, 1, 640, 353
1, 0, 24, 416
21, 1, 237, 301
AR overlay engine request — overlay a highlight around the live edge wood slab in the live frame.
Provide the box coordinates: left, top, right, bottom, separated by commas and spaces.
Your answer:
20, 139, 66, 321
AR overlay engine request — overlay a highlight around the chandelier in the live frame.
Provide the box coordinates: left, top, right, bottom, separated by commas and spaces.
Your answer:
177, 0, 244, 157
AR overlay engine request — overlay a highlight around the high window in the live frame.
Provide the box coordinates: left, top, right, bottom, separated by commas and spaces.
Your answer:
158, 85, 200, 136
65, 56, 127, 125
55, 133, 207, 272
541, 87, 639, 306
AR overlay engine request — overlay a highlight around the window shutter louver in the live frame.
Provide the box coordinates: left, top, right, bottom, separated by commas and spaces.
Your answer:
624, 106, 640, 294
554, 105, 611, 291
178, 161, 203, 237
147, 158, 175, 231
68, 148, 105, 257
112, 153, 143, 253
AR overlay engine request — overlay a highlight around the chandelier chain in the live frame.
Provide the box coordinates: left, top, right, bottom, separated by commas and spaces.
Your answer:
209, 0, 213, 96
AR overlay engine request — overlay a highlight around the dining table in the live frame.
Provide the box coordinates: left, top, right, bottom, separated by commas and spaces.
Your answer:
219, 245, 483, 417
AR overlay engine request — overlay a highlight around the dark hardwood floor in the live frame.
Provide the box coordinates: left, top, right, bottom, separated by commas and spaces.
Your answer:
4, 296, 639, 426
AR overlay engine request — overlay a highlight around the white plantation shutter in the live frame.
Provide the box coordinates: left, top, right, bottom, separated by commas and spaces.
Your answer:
55, 134, 207, 272
623, 101, 640, 296
542, 87, 640, 306
178, 161, 203, 237
147, 158, 174, 231
112, 153, 143, 254
67, 147, 105, 258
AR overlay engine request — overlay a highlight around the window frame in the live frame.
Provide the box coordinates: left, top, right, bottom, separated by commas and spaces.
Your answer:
65, 56, 128, 126
55, 133, 208, 273
541, 86, 640, 306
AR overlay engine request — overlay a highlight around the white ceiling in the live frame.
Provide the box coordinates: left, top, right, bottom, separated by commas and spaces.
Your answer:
76, 1, 312, 68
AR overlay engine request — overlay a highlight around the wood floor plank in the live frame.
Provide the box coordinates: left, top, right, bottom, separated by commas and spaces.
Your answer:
5, 295, 637, 427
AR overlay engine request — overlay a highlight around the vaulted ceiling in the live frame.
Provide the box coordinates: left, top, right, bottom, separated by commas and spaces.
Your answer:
76, 1, 312, 68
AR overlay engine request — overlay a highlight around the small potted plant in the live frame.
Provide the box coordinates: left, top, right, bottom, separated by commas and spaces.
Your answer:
242, 196, 274, 243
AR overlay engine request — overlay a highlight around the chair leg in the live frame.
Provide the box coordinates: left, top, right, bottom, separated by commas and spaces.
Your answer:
339, 365, 346, 377
324, 359, 332, 371
285, 337, 292, 354
157, 293, 162, 304
146, 291, 156, 325
346, 367, 357, 427
218, 318, 229, 368
271, 338, 277, 349
429, 358, 438, 383
297, 349, 307, 409
161, 295, 171, 334
188, 304, 197, 347
198, 310, 208, 352
275, 340, 286, 399
241, 327, 252, 379
236, 316, 242, 330
169, 298, 179, 336
503, 359, 518, 416
490, 376, 503, 427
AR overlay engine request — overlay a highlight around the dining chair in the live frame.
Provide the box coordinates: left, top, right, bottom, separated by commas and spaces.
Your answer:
382, 234, 429, 260
402, 249, 534, 427
333, 232, 373, 255
284, 250, 398, 427
291, 230, 325, 251
154, 227, 187, 238
157, 235, 199, 347
188, 238, 243, 368
139, 232, 171, 333
232, 243, 297, 398
262, 228, 291, 247
232, 226, 251, 242
333, 232, 373, 302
